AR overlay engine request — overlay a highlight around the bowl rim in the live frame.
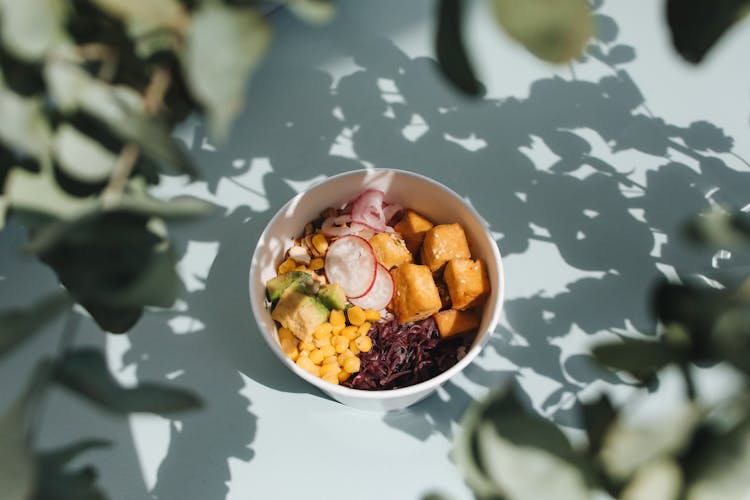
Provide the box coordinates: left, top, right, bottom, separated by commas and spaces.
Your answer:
249, 168, 505, 401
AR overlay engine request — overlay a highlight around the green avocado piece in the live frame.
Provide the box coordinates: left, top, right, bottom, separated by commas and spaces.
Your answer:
271, 287, 330, 340
317, 283, 348, 310
265, 271, 313, 303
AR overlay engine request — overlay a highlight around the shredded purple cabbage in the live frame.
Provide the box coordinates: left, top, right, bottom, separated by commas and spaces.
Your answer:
343, 316, 470, 390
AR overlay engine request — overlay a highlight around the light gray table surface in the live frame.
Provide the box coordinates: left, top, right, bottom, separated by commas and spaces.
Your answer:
3, 1, 750, 499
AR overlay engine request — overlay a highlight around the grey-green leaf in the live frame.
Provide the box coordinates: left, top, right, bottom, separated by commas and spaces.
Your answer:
435, 0, 483, 96
0, 294, 72, 357
685, 209, 750, 247
185, 4, 271, 141
455, 386, 591, 500
0, 89, 51, 159
286, 0, 335, 24
54, 348, 202, 415
490, 0, 594, 63
53, 124, 117, 184
0, 0, 68, 61
592, 338, 676, 381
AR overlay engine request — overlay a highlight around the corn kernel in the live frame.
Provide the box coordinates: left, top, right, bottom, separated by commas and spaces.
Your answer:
299, 349, 310, 358
357, 322, 372, 335
294, 265, 307, 271
354, 335, 372, 353
313, 335, 332, 348
296, 356, 320, 376
309, 258, 325, 271
343, 356, 361, 373
277, 258, 296, 275
341, 325, 359, 340
349, 340, 360, 355
312, 233, 329, 255
329, 309, 345, 327
286, 347, 299, 362
324, 355, 338, 365
331, 323, 345, 334
319, 345, 336, 358
347, 306, 366, 326
364, 309, 381, 322
309, 349, 325, 365
337, 370, 350, 382
320, 362, 341, 377
322, 373, 339, 385
337, 349, 355, 365
314, 322, 333, 339
299, 340, 315, 352
280, 338, 298, 357
333, 335, 349, 353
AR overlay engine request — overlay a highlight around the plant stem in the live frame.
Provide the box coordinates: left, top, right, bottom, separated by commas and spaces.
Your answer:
680, 363, 697, 401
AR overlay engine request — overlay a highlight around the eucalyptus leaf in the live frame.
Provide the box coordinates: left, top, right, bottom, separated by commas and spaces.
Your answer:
78, 302, 143, 335
580, 395, 616, 455
185, 3, 271, 141
618, 458, 682, 500
0, 294, 72, 357
54, 348, 202, 415
0, 0, 68, 61
666, 0, 750, 63
592, 338, 676, 381
435, 0, 483, 97
685, 209, 750, 247
455, 387, 592, 500
53, 124, 117, 184
286, 0, 336, 24
35, 439, 111, 500
4, 166, 97, 221
681, 406, 750, 499
710, 307, 750, 376
490, 0, 594, 63
90, 0, 187, 32
599, 402, 702, 481
0, 89, 51, 159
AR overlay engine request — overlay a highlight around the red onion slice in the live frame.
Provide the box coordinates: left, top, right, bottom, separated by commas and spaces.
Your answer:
351, 189, 387, 232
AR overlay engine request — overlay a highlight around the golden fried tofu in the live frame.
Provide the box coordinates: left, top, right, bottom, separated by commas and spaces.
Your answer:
369, 233, 413, 270
443, 258, 490, 310
433, 309, 480, 338
420, 223, 471, 272
390, 263, 442, 324
394, 210, 433, 255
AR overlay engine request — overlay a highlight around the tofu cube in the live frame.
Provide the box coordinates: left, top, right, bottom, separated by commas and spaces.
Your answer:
394, 210, 433, 255
390, 263, 442, 324
433, 309, 480, 338
420, 223, 471, 272
443, 258, 490, 310
369, 233, 413, 270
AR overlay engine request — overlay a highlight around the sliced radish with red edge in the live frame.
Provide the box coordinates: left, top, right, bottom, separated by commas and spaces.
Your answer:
350, 263, 394, 311
351, 189, 387, 232
324, 235, 377, 298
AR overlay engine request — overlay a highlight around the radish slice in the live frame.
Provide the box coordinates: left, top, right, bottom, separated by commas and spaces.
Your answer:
350, 222, 376, 241
382, 203, 403, 225
350, 263, 394, 311
351, 189, 387, 232
324, 235, 377, 298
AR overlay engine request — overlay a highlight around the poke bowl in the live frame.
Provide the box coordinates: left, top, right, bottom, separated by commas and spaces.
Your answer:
249, 169, 504, 411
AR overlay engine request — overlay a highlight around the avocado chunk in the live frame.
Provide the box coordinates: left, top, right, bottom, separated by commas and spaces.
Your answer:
265, 271, 313, 303
271, 288, 330, 341
317, 283, 348, 310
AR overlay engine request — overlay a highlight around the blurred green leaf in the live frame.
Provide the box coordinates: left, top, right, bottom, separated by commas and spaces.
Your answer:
0, 0, 68, 62
0, 364, 51, 500
54, 348, 202, 415
44, 61, 197, 177
34, 439, 111, 500
592, 338, 676, 381
184, 3, 271, 141
680, 401, 750, 499
666, 0, 750, 63
53, 124, 117, 184
490, 0, 594, 63
685, 209, 750, 247
0, 294, 72, 357
77, 303, 143, 335
599, 401, 702, 481
3, 167, 96, 221
455, 387, 591, 500
711, 308, 750, 376
618, 458, 682, 500
580, 395, 616, 455
0, 89, 51, 159
287, 0, 336, 24
435, 0, 482, 97
90, 0, 187, 31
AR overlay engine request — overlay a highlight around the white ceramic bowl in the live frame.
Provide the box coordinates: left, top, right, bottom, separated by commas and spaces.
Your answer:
249, 169, 504, 411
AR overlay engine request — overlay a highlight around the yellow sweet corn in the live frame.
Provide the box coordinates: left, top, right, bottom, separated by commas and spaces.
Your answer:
364, 309, 381, 322
343, 356, 361, 374
357, 322, 372, 336
354, 335, 372, 353
347, 306, 366, 326
312, 233, 329, 255
277, 258, 296, 275
309, 258, 325, 271
329, 309, 345, 327
341, 325, 359, 340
